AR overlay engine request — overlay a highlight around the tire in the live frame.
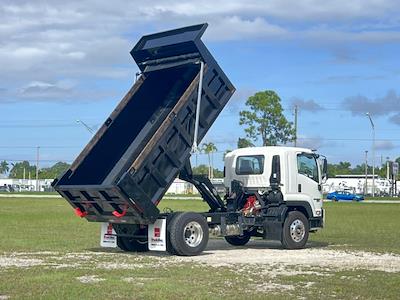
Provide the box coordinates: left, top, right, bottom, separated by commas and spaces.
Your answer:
113, 224, 149, 252
224, 231, 251, 246
333, 197, 338, 202
166, 212, 181, 255
168, 212, 209, 256
281, 211, 309, 249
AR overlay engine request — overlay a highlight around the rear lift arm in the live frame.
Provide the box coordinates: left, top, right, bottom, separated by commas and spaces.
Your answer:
179, 160, 226, 212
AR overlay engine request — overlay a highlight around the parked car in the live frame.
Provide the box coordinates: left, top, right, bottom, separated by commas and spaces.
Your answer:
326, 191, 364, 201
0, 185, 11, 192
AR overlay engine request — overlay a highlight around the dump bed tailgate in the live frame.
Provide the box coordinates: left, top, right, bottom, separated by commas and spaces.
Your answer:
53, 24, 235, 224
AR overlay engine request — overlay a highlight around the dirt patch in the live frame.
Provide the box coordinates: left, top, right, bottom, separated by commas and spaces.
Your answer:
251, 282, 295, 292
2, 241, 400, 275
76, 275, 105, 284
0, 256, 43, 268
97, 262, 144, 270
173, 240, 400, 273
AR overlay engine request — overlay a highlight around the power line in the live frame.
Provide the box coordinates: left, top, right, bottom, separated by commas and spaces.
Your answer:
208, 138, 400, 144
0, 146, 82, 149
0, 159, 74, 162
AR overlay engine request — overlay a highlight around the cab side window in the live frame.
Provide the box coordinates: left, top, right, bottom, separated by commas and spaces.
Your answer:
236, 155, 264, 175
297, 154, 318, 182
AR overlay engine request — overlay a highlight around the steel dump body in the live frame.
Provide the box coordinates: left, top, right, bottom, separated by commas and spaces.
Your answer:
53, 24, 235, 224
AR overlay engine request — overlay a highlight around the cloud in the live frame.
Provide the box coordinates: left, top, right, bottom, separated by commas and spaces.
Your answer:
1, 0, 400, 104
290, 98, 324, 112
389, 113, 400, 125
330, 47, 358, 64
343, 90, 400, 126
316, 75, 387, 84
148, 0, 400, 22
303, 28, 400, 45
19, 80, 75, 99
205, 16, 287, 41
296, 135, 339, 149
375, 140, 397, 150
225, 87, 257, 114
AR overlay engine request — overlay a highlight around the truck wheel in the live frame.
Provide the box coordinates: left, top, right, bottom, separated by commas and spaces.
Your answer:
168, 212, 209, 256
281, 211, 309, 249
224, 232, 251, 246
166, 212, 181, 255
114, 224, 149, 252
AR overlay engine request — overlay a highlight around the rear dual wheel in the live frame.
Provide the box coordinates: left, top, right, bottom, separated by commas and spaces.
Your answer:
113, 224, 149, 252
167, 212, 209, 256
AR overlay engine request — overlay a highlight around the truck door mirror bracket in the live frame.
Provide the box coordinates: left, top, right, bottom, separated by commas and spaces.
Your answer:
322, 157, 328, 183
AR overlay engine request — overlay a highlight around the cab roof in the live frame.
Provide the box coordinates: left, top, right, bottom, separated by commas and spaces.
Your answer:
225, 146, 314, 158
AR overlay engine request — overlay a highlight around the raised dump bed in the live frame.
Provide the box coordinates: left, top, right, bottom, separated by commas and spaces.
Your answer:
53, 24, 235, 224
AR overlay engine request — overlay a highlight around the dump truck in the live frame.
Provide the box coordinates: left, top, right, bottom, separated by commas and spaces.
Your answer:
53, 23, 326, 256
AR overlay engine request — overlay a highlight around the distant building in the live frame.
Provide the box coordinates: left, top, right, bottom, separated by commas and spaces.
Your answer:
165, 177, 225, 195
0, 178, 54, 192
323, 174, 395, 196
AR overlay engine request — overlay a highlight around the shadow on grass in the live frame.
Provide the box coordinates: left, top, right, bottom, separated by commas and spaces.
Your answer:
86, 238, 330, 257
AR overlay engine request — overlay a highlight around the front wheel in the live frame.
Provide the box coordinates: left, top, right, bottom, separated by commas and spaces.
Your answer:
224, 232, 251, 246
281, 211, 309, 249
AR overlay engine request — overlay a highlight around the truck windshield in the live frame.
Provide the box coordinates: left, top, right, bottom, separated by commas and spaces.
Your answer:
235, 155, 265, 175
297, 153, 319, 182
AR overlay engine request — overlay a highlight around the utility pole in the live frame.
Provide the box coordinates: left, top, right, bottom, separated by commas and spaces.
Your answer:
366, 112, 375, 197
386, 157, 390, 180
365, 150, 368, 195
36, 146, 40, 192
294, 105, 298, 147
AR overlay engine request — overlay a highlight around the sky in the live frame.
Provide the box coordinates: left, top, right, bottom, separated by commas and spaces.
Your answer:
1, 0, 399, 171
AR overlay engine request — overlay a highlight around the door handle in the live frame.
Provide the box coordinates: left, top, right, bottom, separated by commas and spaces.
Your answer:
298, 184, 302, 192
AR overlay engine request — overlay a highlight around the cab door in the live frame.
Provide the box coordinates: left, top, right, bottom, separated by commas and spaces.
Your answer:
296, 153, 322, 215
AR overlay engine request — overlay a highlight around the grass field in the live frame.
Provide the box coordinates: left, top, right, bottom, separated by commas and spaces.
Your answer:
0, 197, 399, 299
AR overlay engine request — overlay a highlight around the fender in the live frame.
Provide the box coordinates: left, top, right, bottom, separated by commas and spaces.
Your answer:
284, 201, 313, 218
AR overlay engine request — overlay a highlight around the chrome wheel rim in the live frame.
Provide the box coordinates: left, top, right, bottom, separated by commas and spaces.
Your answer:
290, 219, 305, 243
183, 221, 203, 247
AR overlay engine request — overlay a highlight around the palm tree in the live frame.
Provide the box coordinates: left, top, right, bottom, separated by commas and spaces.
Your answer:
202, 142, 217, 178
0, 160, 9, 175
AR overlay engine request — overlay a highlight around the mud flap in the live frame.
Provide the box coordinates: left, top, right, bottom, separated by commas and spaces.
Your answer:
263, 204, 287, 240
263, 220, 283, 241
148, 218, 167, 251
100, 223, 117, 248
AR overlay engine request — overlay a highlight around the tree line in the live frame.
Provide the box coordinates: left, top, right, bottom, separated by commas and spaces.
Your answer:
328, 159, 400, 179
0, 160, 71, 179
1, 90, 398, 180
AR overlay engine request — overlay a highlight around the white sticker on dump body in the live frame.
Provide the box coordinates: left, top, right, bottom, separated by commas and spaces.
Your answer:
148, 218, 167, 251
100, 223, 117, 248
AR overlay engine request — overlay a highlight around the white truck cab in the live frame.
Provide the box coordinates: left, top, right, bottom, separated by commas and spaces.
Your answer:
224, 146, 326, 233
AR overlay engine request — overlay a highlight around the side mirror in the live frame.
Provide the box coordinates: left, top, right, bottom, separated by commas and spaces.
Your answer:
270, 155, 281, 189
322, 158, 328, 183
